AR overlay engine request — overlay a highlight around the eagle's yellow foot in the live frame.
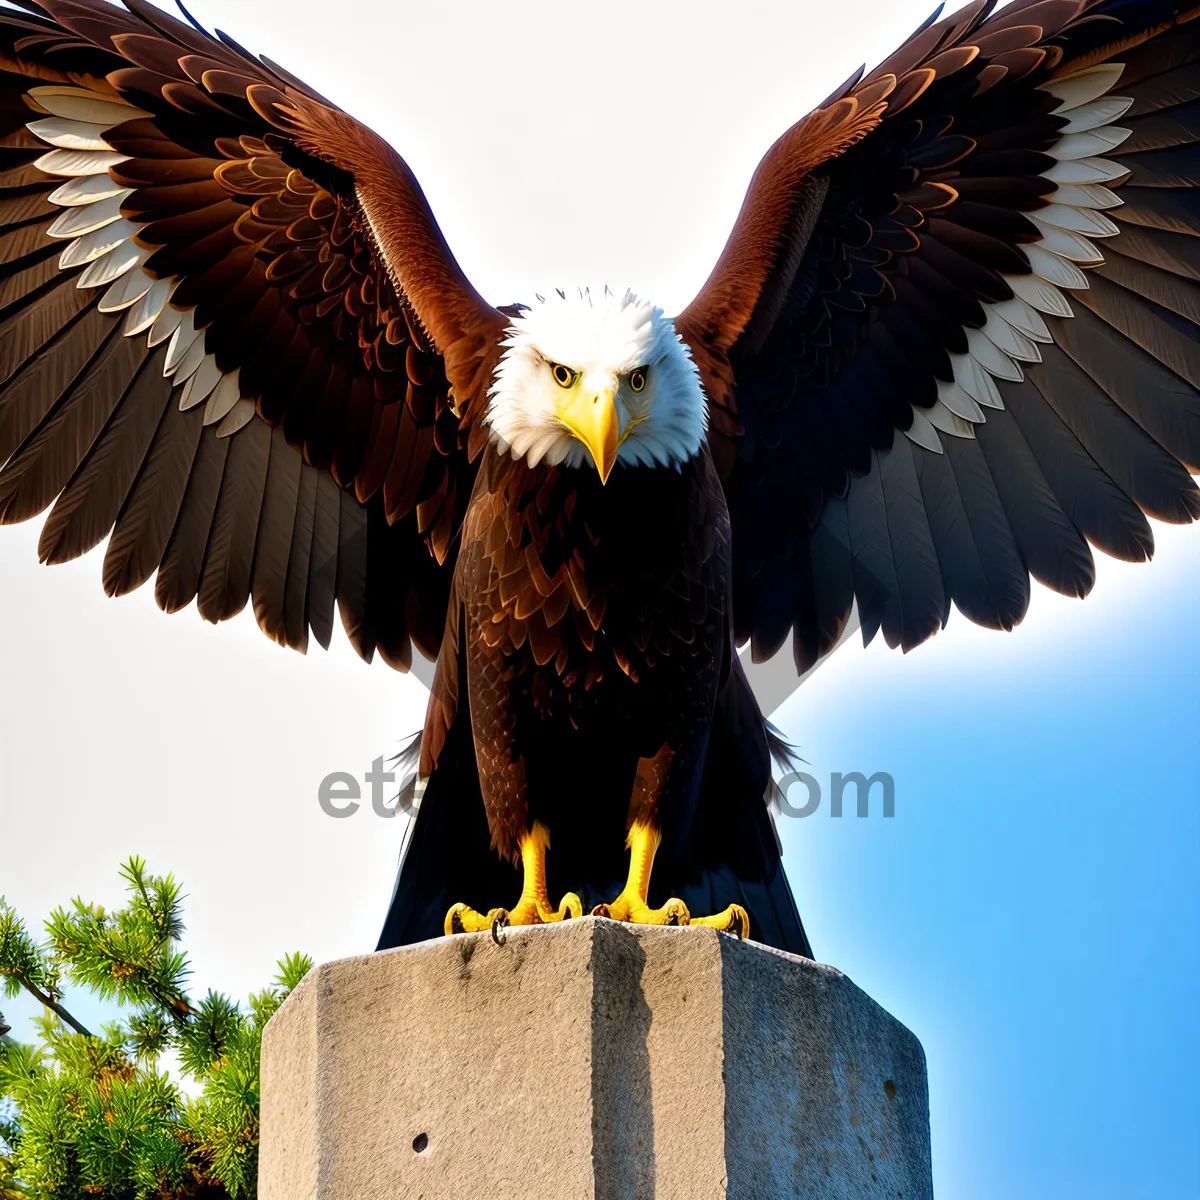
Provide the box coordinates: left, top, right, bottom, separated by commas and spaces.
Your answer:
443, 821, 581, 938
506, 892, 583, 925
592, 818, 690, 927
591, 892, 690, 926
688, 903, 751, 940
594, 818, 751, 937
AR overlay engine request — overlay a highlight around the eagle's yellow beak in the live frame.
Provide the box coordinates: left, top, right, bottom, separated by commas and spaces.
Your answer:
557, 386, 619, 484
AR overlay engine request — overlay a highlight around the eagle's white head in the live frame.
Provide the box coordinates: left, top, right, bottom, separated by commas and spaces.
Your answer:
485, 289, 707, 482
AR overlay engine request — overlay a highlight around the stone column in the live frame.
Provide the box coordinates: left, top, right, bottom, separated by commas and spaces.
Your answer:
260, 918, 932, 1199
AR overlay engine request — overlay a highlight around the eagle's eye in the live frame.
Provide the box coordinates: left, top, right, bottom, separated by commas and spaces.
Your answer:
629, 368, 648, 393
550, 362, 576, 389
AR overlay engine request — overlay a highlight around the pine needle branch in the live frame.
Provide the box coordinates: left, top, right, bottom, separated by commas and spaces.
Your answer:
0, 901, 93, 1039
1, 860, 310, 1199
9, 978, 91, 1042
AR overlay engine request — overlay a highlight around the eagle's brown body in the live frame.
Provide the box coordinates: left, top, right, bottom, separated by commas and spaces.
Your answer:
448, 445, 731, 859
380, 442, 810, 948
375, 443, 800, 944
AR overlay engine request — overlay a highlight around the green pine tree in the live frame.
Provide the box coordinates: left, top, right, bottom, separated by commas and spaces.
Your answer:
0, 858, 310, 1199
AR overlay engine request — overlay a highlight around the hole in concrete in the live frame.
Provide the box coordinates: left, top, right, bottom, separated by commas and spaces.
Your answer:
412, 1133, 429, 1153
883, 1079, 896, 1102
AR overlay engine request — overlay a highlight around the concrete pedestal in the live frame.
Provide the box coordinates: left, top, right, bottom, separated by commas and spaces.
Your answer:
259, 918, 932, 1199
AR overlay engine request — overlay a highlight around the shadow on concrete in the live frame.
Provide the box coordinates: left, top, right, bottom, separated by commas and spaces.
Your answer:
591, 922, 655, 1199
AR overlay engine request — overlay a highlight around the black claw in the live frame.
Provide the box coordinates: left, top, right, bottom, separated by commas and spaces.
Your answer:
451, 910, 466, 935
491, 912, 510, 946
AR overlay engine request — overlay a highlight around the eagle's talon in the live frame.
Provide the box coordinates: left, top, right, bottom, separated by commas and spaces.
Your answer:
596, 891, 691, 927
690, 903, 751, 940
491, 911, 510, 945
507, 890, 582, 926
444, 903, 508, 937
444, 823, 582, 940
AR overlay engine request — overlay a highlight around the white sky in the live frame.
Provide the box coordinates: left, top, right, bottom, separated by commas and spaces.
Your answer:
0, 0, 1196, 1054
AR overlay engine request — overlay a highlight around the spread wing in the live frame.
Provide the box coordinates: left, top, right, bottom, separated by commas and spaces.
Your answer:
0, 0, 508, 670
676, 0, 1200, 671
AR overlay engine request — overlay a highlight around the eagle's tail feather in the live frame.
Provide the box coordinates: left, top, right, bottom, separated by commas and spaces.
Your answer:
376, 712, 514, 950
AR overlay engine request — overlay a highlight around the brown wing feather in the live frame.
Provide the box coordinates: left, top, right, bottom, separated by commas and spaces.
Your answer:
39, 344, 173, 563
103, 390, 203, 597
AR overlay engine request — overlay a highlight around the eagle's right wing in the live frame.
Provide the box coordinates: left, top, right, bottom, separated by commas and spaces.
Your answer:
0, 0, 508, 669
677, 0, 1200, 672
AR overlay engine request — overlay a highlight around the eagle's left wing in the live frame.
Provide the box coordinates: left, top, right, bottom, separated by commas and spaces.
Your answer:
0, 0, 508, 670
676, 0, 1200, 673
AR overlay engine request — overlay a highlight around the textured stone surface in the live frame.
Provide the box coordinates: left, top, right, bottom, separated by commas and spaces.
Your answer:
260, 918, 931, 1199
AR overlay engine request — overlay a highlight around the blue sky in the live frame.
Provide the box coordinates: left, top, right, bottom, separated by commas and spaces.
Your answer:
777, 524, 1200, 1199
1, 2, 1198, 1197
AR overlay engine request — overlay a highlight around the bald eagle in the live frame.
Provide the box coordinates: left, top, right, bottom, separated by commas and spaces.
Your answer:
0, 0, 1198, 956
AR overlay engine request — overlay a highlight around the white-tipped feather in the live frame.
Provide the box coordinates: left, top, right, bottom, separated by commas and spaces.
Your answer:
186, 355, 223, 410
1024, 244, 1089, 290
936, 378, 986, 423
122, 277, 173, 337
47, 192, 127, 238
27, 86, 151, 125
58, 217, 140, 268
951, 351, 1003, 408
1051, 126, 1131, 159
207, 375, 244, 427
925, 400, 977, 439
1041, 63, 1124, 112
176, 371, 199, 412
77, 238, 148, 289
1049, 183, 1122, 210
973, 374, 1004, 410
1033, 202, 1120, 237
1007, 273, 1074, 318
904, 408, 944, 453
216, 398, 257, 438
990, 295, 1053, 342
173, 329, 208, 382
148, 303, 186, 348
164, 310, 200, 375
26, 117, 113, 151
950, 352, 979, 403
1043, 156, 1129, 184
48, 175, 131, 206
1058, 95, 1133, 133
966, 328, 1022, 381
981, 307, 1041, 362
99, 266, 154, 312
33, 148, 129, 176
1029, 219, 1104, 264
